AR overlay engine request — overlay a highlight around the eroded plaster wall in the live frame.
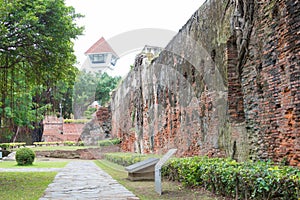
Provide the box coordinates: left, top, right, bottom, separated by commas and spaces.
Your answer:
111, 0, 300, 166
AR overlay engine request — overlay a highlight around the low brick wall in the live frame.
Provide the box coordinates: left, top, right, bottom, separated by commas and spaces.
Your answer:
42, 116, 84, 142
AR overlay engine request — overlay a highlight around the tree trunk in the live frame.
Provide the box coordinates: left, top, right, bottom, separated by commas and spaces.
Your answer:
12, 126, 19, 143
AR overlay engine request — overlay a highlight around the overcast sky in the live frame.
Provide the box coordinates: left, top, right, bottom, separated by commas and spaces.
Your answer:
65, 0, 205, 77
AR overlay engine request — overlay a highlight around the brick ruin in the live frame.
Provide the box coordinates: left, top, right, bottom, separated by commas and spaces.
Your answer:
111, 0, 299, 167
42, 116, 84, 142
96, 107, 112, 136
81, 107, 112, 145
42, 107, 112, 144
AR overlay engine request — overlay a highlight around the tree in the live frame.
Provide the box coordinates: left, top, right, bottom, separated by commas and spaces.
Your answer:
0, 0, 83, 142
73, 71, 121, 119
72, 70, 99, 119
95, 72, 121, 106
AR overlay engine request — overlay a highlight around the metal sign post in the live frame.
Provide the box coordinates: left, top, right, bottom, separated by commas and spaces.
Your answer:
155, 149, 177, 195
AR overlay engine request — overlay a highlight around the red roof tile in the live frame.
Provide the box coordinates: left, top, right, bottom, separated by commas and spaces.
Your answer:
85, 37, 118, 56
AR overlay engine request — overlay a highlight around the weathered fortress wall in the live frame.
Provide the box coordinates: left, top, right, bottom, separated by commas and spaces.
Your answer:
111, 0, 300, 166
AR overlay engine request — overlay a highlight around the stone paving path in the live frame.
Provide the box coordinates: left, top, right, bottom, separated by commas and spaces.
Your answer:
39, 160, 139, 200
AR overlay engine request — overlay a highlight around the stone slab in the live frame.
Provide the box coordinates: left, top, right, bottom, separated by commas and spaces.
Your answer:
125, 157, 159, 173
125, 157, 159, 181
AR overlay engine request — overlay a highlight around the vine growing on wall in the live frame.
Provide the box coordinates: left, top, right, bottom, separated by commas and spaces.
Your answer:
224, 0, 255, 78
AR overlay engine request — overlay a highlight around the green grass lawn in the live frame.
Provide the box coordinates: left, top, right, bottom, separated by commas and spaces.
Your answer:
31, 145, 98, 151
0, 161, 68, 168
95, 160, 225, 200
0, 172, 57, 200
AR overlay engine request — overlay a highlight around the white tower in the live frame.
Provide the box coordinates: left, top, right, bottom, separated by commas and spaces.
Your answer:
82, 37, 119, 73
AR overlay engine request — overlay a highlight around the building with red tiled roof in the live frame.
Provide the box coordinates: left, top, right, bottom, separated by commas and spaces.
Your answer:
82, 37, 119, 73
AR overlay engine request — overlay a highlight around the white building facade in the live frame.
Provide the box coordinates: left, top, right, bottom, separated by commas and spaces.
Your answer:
82, 37, 119, 73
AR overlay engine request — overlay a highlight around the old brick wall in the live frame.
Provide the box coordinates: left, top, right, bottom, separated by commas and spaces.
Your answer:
242, 0, 300, 165
96, 107, 112, 136
42, 116, 83, 142
111, 0, 300, 166
43, 107, 113, 144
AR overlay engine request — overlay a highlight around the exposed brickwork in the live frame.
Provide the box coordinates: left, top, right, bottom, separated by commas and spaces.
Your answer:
242, 0, 300, 166
111, 0, 300, 166
43, 116, 63, 135
43, 108, 113, 145
42, 116, 83, 142
96, 107, 112, 135
227, 36, 245, 123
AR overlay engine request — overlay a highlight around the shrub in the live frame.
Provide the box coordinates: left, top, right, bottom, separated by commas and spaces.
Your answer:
33, 142, 62, 146
0, 143, 9, 149
0, 142, 26, 150
77, 141, 84, 146
162, 156, 300, 200
33, 141, 86, 146
16, 148, 35, 166
98, 138, 121, 146
104, 152, 160, 166
64, 119, 89, 124
84, 107, 97, 119
63, 141, 75, 146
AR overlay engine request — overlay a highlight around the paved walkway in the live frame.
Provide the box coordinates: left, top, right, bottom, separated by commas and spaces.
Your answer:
38, 160, 139, 200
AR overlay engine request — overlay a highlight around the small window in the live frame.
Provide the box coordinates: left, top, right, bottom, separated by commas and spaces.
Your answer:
89, 54, 107, 63
111, 55, 117, 66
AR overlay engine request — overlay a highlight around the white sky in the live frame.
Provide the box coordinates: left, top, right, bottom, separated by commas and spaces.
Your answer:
65, 0, 206, 77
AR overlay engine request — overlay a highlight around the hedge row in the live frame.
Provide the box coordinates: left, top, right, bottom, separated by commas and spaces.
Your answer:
33, 142, 61, 146
0, 142, 26, 149
104, 152, 160, 167
98, 138, 121, 146
33, 141, 84, 146
63, 141, 84, 146
63, 119, 89, 124
162, 156, 300, 200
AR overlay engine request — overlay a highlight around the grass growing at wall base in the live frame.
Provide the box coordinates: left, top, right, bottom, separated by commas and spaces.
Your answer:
98, 138, 121, 146
0, 172, 57, 200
